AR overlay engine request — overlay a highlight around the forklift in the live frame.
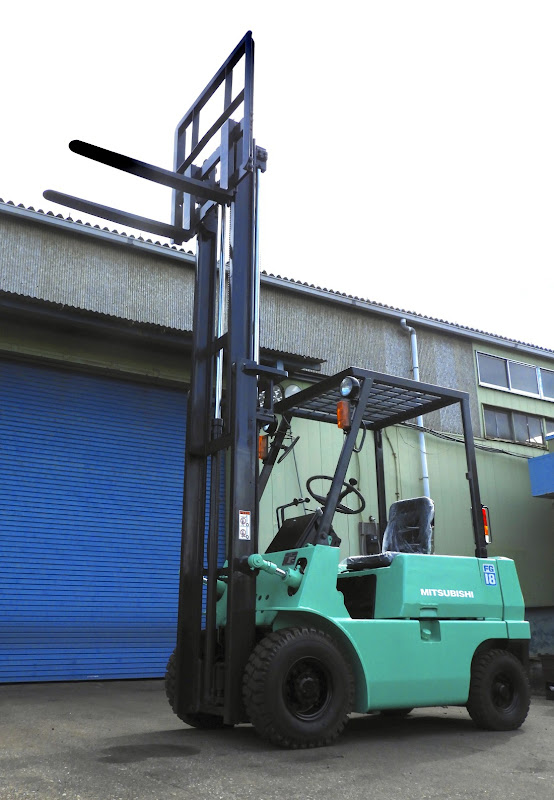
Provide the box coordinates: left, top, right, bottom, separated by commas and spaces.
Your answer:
46, 32, 530, 749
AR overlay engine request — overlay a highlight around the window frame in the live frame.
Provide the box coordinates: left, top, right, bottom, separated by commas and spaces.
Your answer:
477, 352, 554, 402
539, 368, 554, 400
482, 404, 547, 448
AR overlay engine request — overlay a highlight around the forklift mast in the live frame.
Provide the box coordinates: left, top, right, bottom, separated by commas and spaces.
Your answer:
44, 32, 275, 724
172, 34, 279, 725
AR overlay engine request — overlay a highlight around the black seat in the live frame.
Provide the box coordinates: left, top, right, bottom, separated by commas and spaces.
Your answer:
346, 552, 396, 570
345, 497, 435, 570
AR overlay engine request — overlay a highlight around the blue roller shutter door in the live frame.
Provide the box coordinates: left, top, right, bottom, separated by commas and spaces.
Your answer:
0, 359, 224, 683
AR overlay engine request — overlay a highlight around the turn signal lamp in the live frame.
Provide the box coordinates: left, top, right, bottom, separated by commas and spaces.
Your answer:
337, 400, 351, 430
258, 435, 268, 461
482, 506, 492, 544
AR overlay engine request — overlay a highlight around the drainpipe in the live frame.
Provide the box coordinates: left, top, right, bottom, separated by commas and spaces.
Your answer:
400, 319, 430, 498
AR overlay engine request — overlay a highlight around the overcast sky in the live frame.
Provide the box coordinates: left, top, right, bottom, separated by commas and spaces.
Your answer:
2, 1, 553, 351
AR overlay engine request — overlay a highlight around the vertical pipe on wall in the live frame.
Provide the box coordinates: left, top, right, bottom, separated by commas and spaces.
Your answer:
400, 319, 430, 498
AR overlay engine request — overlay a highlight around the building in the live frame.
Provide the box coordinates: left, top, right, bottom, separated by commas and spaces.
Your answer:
1, 198, 553, 682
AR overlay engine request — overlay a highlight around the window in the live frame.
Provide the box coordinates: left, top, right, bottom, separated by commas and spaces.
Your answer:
483, 408, 512, 440
483, 405, 546, 447
509, 362, 538, 394
541, 369, 554, 400
478, 354, 509, 389
545, 419, 554, 438
477, 352, 554, 401
512, 412, 543, 445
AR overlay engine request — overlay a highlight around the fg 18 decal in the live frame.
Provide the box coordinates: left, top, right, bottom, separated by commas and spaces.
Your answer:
483, 563, 497, 586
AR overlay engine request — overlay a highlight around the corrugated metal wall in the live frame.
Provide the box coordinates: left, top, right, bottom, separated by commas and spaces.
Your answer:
0, 359, 221, 682
0, 208, 481, 436
0, 212, 196, 329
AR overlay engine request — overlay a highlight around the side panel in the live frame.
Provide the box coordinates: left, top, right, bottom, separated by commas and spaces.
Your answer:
343, 618, 509, 709
374, 554, 506, 620
249, 546, 528, 712
506, 621, 531, 639
495, 558, 526, 621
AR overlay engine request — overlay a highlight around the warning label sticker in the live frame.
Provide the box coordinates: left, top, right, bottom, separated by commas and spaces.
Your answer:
239, 510, 251, 540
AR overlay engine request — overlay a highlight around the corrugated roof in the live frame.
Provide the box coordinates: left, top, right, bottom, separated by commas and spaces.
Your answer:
0, 289, 324, 371
261, 270, 554, 355
0, 288, 189, 335
0, 198, 195, 256
1, 198, 553, 357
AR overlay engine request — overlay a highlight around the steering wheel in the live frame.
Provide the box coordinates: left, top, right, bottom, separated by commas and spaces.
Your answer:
306, 475, 366, 515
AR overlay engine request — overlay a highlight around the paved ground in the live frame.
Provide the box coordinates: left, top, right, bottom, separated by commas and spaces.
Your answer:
1, 679, 553, 800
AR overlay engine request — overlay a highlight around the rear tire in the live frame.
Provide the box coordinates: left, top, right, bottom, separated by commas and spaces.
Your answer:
466, 648, 530, 731
243, 627, 354, 749
165, 649, 227, 730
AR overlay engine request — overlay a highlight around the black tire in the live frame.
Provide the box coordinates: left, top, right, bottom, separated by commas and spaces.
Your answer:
165, 649, 227, 730
380, 708, 413, 717
466, 648, 530, 731
242, 627, 354, 749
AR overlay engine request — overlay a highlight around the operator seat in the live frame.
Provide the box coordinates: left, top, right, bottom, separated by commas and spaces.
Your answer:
345, 496, 435, 570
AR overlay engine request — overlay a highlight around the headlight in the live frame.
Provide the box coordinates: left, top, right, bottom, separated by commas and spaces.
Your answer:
340, 376, 360, 399
273, 384, 284, 404
284, 384, 301, 399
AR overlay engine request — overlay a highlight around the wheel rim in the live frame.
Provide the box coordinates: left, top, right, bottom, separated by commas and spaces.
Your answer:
491, 670, 517, 711
283, 657, 333, 720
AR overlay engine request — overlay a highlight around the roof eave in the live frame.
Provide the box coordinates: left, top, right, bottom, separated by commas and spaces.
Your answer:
0, 200, 196, 266
261, 273, 554, 360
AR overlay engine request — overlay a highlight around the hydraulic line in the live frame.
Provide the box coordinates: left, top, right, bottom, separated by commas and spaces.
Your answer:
204, 204, 228, 703
252, 167, 261, 363
214, 204, 227, 419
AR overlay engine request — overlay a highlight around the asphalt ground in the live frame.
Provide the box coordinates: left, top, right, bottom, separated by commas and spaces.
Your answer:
1, 679, 553, 800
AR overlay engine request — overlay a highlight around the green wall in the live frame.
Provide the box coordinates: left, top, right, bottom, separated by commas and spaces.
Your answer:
4, 317, 552, 608
260, 416, 554, 608
0, 317, 190, 386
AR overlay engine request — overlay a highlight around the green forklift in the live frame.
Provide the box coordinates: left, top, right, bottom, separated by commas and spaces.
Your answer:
45, 32, 531, 749
167, 365, 530, 748
236, 368, 530, 746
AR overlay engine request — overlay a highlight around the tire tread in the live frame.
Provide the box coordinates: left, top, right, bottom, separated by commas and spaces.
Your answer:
165, 649, 226, 729
467, 648, 530, 731
243, 626, 353, 748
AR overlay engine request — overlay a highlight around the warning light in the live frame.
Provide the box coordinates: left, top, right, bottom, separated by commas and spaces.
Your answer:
482, 506, 492, 544
337, 400, 351, 431
258, 435, 268, 461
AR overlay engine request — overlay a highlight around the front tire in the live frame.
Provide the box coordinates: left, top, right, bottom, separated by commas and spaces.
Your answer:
466, 648, 530, 731
165, 649, 227, 730
243, 627, 354, 749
